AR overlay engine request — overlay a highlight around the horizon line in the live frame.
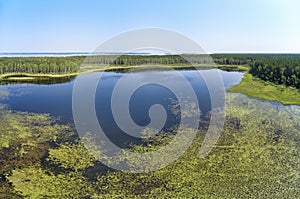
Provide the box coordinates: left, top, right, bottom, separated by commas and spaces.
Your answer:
1, 51, 300, 55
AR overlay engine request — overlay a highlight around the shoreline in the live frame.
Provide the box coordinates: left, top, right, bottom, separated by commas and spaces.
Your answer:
0, 64, 249, 82
228, 73, 300, 105
2, 65, 299, 106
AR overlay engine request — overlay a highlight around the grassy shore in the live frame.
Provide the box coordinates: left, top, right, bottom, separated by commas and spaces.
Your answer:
0, 73, 78, 85
79, 63, 248, 72
228, 73, 300, 105
0, 72, 78, 79
0, 64, 248, 83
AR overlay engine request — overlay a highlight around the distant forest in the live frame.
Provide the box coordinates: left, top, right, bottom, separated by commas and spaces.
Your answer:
249, 57, 300, 89
1, 54, 300, 89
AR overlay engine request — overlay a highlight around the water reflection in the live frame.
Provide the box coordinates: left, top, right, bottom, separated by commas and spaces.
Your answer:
0, 70, 243, 149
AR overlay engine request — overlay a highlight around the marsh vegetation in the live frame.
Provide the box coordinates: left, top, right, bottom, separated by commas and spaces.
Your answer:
0, 55, 300, 198
228, 73, 300, 105
0, 93, 299, 198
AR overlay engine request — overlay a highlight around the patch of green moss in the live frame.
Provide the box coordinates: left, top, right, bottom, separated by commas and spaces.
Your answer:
47, 142, 95, 171
0, 109, 72, 149
91, 94, 300, 198
7, 167, 93, 198
237, 65, 250, 71
0, 106, 76, 197
1, 93, 300, 198
228, 73, 300, 105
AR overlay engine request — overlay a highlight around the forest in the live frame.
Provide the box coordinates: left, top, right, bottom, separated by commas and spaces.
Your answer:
0, 55, 241, 74
1, 54, 300, 90
249, 56, 300, 89
0, 57, 82, 74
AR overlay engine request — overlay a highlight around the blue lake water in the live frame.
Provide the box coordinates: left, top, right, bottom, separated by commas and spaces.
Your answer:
0, 69, 244, 145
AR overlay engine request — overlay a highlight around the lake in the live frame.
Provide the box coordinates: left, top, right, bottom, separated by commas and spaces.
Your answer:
0, 69, 244, 146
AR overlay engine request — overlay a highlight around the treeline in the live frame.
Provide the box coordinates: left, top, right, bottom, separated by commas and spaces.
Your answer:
1, 55, 300, 90
0, 57, 84, 74
249, 56, 300, 89
0, 54, 252, 75
84, 54, 214, 65
211, 54, 253, 65
84, 54, 253, 66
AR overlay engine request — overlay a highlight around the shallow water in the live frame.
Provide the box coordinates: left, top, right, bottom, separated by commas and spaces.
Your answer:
1, 69, 300, 198
0, 69, 244, 145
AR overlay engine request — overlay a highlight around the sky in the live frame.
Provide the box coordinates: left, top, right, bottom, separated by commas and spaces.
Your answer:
0, 0, 299, 53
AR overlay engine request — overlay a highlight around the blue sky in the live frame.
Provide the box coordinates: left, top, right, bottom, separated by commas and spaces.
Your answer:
0, 0, 299, 53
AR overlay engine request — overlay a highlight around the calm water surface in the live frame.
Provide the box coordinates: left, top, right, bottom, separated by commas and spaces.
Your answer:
0, 69, 244, 145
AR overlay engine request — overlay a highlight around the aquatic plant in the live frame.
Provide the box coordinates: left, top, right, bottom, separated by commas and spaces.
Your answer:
47, 142, 95, 171
7, 167, 93, 198
1, 93, 300, 198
